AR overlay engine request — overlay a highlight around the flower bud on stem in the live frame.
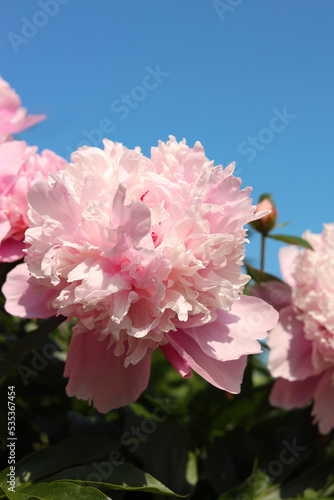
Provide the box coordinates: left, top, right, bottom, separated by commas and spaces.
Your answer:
250, 194, 278, 271
250, 194, 277, 236
261, 233, 266, 271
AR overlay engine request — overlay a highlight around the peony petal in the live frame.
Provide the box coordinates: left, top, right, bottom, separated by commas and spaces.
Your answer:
183, 295, 278, 362
270, 376, 320, 409
250, 281, 292, 312
0, 218, 11, 242
267, 306, 315, 380
64, 332, 151, 412
160, 343, 192, 378
228, 295, 279, 342
2, 263, 55, 318
0, 238, 25, 262
279, 246, 299, 286
112, 185, 151, 245
0, 76, 45, 137
312, 370, 334, 435
27, 179, 80, 232
0, 140, 29, 184
166, 329, 248, 393
123, 199, 151, 245
2, 114, 45, 135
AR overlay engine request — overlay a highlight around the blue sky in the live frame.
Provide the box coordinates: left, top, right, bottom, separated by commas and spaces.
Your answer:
1, 0, 333, 276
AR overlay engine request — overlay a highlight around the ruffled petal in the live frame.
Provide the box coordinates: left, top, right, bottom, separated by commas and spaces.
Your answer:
182, 295, 278, 362
2, 114, 45, 136
270, 376, 320, 409
228, 294, 279, 343
2, 263, 55, 318
166, 329, 247, 393
267, 306, 315, 380
0, 141, 29, 185
160, 343, 192, 378
0, 217, 11, 241
312, 370, 334, 435
279, 246, 299, 286
250, 281, 292, 312
0, 238, 25, 262
64, 333, 151, 412
0, 76, 45, 138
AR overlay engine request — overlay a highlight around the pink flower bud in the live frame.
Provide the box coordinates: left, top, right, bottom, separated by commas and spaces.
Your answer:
250, 195, 277, 234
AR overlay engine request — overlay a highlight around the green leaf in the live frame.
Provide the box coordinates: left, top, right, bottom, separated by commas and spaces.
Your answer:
216, 456, 334, 500
40, 463, 184, 497
280, 457, 334, 498
0, 437, 182, 497
122, 417, 193, 496
244, 263, 283, 284
216, 468, 279, 499
11, 481, 111, 499
185, 451, 198, 488
320, 473, 334, 497
0, 435, 121, 489
274, 220, 292, 229
0, 490, 27, 500
0, 315, 65, 384
267, 234, 313, 250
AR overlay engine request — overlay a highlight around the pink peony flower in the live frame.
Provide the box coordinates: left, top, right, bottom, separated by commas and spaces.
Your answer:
251, 224, 334, 434
0, 140, 66, 262
0, 77, 45, 142
3, 137, 278, 412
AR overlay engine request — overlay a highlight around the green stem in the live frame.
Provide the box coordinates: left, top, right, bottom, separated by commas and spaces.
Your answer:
261, 233, 266, 271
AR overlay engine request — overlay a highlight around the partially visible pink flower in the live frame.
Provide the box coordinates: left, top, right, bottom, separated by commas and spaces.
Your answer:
0, 76, 45, 142
3, 137, 278, 412
0, 140, 66, 262
252, 225, 334, 434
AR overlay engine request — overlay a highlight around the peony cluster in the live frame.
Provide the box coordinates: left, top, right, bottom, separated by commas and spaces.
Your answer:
0, 77, 66, 262
0, 76, 45, 143
4, 137, 278, 412
0, 141, 66, 262
252, 224, 334, 434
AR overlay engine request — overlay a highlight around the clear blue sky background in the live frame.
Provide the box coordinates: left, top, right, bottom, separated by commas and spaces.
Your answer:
1, 0, 333, 277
